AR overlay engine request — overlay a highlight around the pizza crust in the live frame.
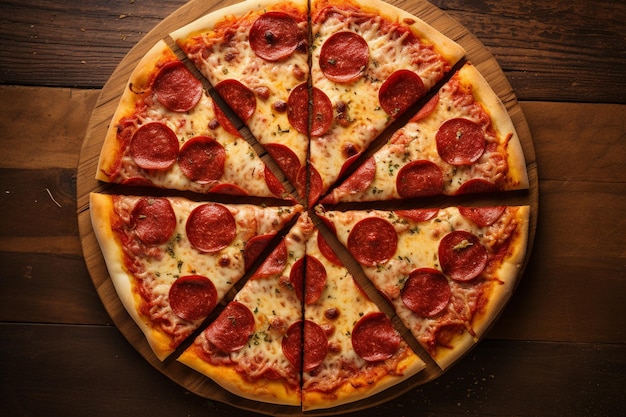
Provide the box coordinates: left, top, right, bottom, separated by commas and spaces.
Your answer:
90, 192, 175, 360
96, 40, 176, 182
331, 0, 466, 64
178, 346, 301, 407
302, 349, 424, 411
457, 63, 530, 190
429, 205, 531, 369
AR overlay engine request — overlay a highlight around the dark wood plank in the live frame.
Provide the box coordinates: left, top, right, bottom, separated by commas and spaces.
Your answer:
433, 0, 626, 103
0, 0, 624, 103
491, 180, 626, 344
1, 323, 624, 416
0, 168, 77, 238
520, 102, 626, 182
0, 86, 99, 170
0, 252, 110, 324
0, 0, 186, 87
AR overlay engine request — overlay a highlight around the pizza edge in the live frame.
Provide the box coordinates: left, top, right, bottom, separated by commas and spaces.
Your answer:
90, 192, 176, 360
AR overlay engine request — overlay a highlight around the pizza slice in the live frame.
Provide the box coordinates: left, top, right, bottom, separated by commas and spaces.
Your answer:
322, 62, 529, 204
308, 0, 466, 205
96, 40, 288, 199
317, 204, 530, 369
89, 192, 302, 360
177, 211, 313, 406
300, 218, 425, 410
171, 0, 310, 200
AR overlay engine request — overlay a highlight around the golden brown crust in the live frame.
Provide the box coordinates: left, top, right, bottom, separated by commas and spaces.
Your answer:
178, 345, 301, 406
431, 205, 530, 369
96, 40, 178, 182
457, 62, 530, 190
312, 0, 465, 64
89, 192, 175, 360
171, 0, 308, 43
302, 347, 424, 411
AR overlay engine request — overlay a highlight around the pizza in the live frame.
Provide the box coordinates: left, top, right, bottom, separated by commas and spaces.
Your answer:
317, 205, 530, 369
90, 192, 302, 360
179, 212, 425, 410
178, 213, 310, 406
96, 40, 288, 199
307, 0, 466, 205
321, 62, 529, 204
300, 214, 425, 410
171, 0, 310, 199
89, 0, 532, 412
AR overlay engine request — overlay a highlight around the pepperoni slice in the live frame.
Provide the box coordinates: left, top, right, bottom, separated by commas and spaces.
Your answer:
178, 136, 225, 183
410, 93, 439, 122
186, 204, 237, 253
244, 233, 275, 270
436, 118, 486, 165
287, 83, 309, 135
396, 160, 444, 198
153, 61, 203, 112
379, 70, 426, 117
396, 208, 439, 223
287, 84, 333, 137
169, 275, 218, 321
253, 240, 287, 277
340, 156, 376, 195
337, 152, 362, 180
283, 320, 329, 372
291, 256, 327, 304
320, 31, 369, 83
130, 197, 176, 246
264, 142, 301, 186
282, 320, 328, 372
129, 122, 179, 170
212, 99, 241, 137
347, 217, 398, 266
308, 165, 323, 207
311, 87, 333, 136
250, 12, 301, 61
205, 301, 255, 352
401, 268, 451, 317
303, 320, 328, 371
351, 312, 400, 362
438, 230, 488, 282
209, 183, 247, 196
264, 166, 286, 198
215, 79, 256, 123
456, 178, 498, 195
282, 320, 303, 370
459, 206, 506, 227
317, 232, 342, 266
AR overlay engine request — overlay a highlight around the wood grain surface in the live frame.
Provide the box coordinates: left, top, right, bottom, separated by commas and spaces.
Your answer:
1, 0, 624, 416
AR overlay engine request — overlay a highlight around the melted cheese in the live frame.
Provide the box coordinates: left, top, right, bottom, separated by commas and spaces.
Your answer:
310, 6, 454, 192
302, 229, 379, 391
184, 213, 312, 392
112, 196, 300, 350
321, 206, 525, 360
176, 6, 310, 168
326, 65, 512, 202
115, 90, 277, 197
227, 215, 310, 386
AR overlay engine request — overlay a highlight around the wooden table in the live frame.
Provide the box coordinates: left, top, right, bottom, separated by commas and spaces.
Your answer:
1, 0, 624, 415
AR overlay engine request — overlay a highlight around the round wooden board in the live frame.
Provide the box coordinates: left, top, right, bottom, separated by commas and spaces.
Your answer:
76, 0, 538, 415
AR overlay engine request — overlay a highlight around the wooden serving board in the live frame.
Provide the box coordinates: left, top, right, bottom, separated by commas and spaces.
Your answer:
76, 0, 538, 415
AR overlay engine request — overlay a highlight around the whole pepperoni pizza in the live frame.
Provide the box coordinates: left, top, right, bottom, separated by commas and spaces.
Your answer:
86, 0, 534, 413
